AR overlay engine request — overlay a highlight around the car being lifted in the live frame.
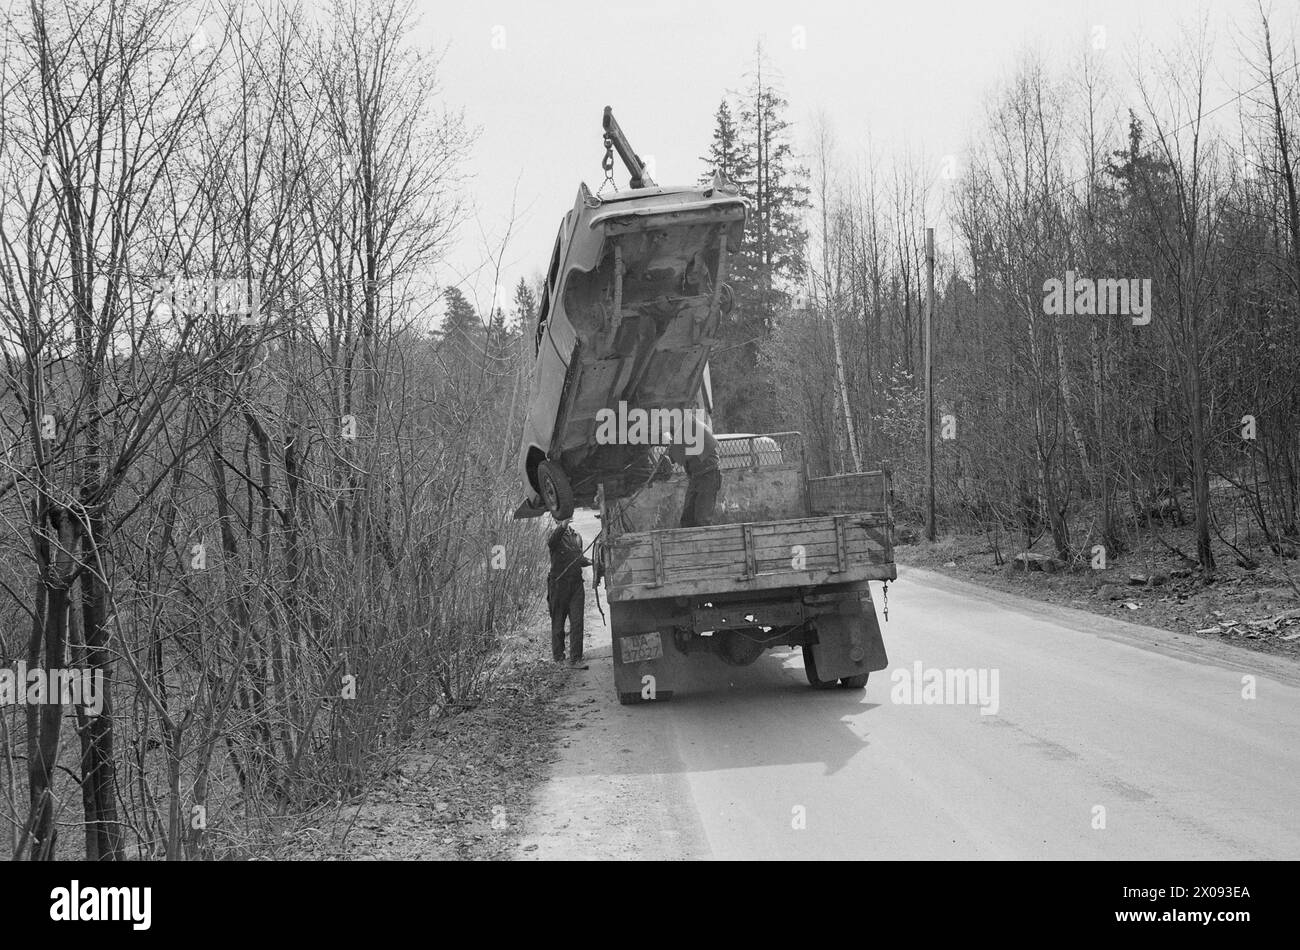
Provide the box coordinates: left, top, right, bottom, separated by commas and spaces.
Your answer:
514, 107, 747, 520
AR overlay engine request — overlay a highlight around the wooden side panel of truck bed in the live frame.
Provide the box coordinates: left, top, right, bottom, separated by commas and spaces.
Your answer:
604, 512, 894, 602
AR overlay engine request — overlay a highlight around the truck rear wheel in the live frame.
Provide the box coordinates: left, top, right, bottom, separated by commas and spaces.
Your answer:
538, 460, 575, 520
801, 645, 838, 689
838, 673, 869, 689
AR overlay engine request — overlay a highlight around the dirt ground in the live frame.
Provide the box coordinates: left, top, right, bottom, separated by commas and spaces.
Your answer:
273, 607, 587, 860
896, 521, 1300, 660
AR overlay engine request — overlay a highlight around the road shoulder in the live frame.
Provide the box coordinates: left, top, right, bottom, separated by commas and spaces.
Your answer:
898, 563, 1300, 688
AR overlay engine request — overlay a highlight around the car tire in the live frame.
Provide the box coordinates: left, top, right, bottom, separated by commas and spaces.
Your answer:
538, 460, 575, 520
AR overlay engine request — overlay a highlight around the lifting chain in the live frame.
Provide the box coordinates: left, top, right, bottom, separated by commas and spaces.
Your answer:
881, 580, 889, 622
597, 134, 618, 196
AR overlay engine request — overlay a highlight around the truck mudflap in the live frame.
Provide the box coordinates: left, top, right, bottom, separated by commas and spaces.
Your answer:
610, 601, 681, 705
612, 628, 685, 705
805, 586, 889, 682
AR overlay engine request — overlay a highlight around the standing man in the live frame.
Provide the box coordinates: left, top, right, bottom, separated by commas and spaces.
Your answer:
547, 517, 591, 667
669, 420, 721, 528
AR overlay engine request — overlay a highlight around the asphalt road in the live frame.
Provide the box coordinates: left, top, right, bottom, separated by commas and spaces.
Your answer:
517, 511, 1300, 860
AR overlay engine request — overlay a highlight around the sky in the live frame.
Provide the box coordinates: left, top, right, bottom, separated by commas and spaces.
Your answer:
412, 0, 1295, 322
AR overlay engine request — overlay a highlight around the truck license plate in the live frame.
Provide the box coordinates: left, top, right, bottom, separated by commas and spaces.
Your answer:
620, 631, 662, 663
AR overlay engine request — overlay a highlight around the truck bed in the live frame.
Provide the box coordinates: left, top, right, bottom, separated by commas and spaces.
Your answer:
598, 435, 895, 603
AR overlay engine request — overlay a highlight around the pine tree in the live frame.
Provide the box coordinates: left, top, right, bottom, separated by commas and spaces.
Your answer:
699, 46, 810, 431
701, 97, 760, 336
501, 277, 540, 468
441, 285, 479, 339
699, 100, 748, 185
487, 305, 508, 350
738, 44, 810, 311
511, 277, 537, 329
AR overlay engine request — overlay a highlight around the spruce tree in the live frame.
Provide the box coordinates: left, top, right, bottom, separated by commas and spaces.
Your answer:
699, 100, 748, 184
511, 277, 538, 328
699, 46, 810, 431
441, 285, 479, 339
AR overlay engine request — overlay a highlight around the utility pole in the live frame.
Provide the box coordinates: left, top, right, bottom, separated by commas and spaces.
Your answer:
925, 227, 936, 542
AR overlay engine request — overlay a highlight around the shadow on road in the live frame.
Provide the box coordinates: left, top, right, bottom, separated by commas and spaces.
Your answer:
552, 644, 881, 779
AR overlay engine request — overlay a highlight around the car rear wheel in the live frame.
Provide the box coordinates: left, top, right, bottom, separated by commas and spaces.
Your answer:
538, 460, 575, 520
